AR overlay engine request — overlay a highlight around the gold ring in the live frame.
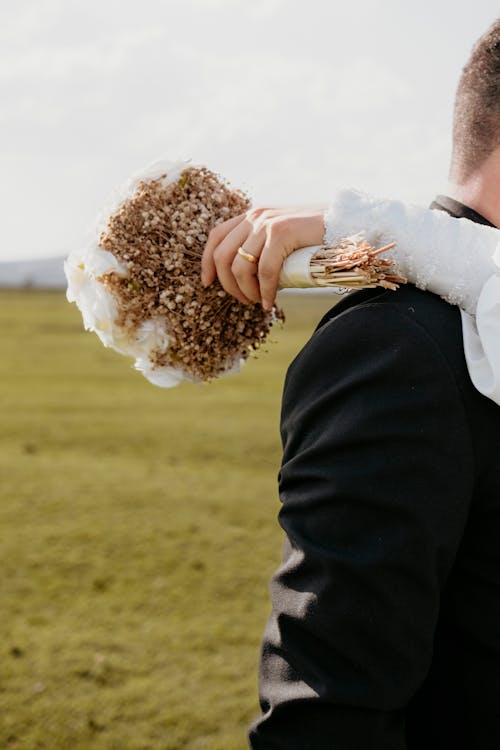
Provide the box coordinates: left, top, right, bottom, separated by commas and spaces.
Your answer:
237, 246, 259, 264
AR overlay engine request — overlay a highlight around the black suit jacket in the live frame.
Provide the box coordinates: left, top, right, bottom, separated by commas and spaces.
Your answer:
248, 198, 500, 749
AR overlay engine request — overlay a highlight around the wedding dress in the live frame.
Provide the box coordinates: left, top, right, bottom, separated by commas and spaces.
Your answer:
321, 189, 500, 407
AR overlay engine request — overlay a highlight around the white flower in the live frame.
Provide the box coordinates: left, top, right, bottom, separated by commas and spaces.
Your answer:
64, 245, 131, 352
64, 157, 199, 386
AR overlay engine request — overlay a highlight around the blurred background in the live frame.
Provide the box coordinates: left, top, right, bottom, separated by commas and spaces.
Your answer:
1, 2, 498, 748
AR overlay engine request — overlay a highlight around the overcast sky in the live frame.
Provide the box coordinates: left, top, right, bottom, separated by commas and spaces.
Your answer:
1, 1, 498, 261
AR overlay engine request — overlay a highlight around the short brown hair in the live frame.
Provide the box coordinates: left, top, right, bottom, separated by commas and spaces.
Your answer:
451, 19, 500, 182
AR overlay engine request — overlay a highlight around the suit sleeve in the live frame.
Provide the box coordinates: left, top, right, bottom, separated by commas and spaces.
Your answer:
248, 303, 474, 750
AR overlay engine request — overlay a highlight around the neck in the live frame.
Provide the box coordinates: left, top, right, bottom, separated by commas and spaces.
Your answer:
447, 152, 500, 227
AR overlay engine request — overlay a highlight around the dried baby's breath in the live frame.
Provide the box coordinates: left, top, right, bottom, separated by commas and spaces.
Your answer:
98, 165, 285, 383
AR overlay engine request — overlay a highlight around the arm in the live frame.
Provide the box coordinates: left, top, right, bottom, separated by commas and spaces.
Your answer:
323, 189, 500, 315
248, 303, 473, 749
322, 189, 500, 405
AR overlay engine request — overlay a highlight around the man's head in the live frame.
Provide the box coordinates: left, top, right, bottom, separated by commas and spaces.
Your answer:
450, 19, 500, 185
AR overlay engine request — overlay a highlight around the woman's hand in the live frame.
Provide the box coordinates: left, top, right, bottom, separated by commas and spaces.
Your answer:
200, 204, 328, 311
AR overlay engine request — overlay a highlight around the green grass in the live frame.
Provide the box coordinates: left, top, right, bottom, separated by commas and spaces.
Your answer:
0, 289, 338, 750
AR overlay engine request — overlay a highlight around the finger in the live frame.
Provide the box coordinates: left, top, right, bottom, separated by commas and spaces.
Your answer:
212, 220, 256, 303
258, 226, 289, 311
201, 213, 246, 287
232, 256, 262, 303
230, 231, 265, 302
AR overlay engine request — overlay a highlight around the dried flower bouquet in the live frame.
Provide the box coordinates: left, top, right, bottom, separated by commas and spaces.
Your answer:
65, 159, 405, 387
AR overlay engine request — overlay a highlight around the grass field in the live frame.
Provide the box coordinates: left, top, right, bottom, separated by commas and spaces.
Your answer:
0, 290, 338, 750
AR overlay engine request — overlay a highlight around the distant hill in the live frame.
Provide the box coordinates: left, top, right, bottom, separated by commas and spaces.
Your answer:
0, 256, 66, 289
0, 255, 337, 295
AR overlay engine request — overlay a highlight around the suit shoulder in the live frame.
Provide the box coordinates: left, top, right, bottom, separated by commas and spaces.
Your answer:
285, 286, 467, 393
313, 285, 465, 371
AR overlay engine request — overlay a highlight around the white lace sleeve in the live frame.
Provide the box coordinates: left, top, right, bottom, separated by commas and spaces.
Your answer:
323, 188, 500, 406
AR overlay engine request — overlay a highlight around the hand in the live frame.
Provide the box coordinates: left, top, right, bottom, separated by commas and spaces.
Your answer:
200, 204, 328, 310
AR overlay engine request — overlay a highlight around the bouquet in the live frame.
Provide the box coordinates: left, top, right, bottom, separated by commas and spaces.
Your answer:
65, 159, 405, 387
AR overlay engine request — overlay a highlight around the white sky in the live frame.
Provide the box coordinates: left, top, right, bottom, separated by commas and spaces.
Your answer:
1, 0, 498, 261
